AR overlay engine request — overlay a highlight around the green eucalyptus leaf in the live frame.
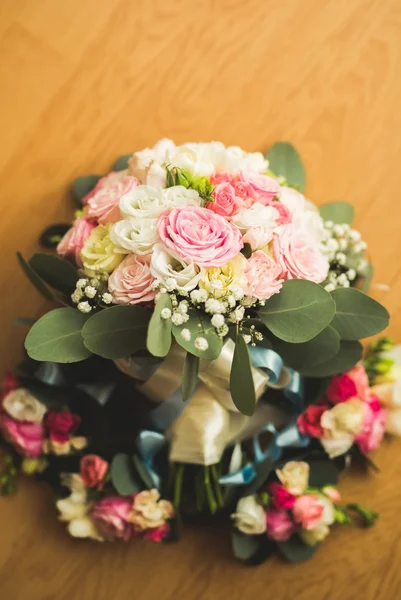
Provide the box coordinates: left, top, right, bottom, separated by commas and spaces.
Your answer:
111, 453, 142, 496
260, 280, 335, 343
25, 308, 91, 363
277, 535, 317, 562
82, 305, 150, 359
147, 294, 173, 357
72, 175, 102, 205
232, 530, 262, 561
319, 201, 354, 225
230, 334, 256, 416
112, 154, 132, 171
270, 326, 340, 370
330, 288, 389, 340
359, 263, 374, 293
17, 252, 54, 301
265, 142, 305, 191
29, 253, 78, 295
182, 352, 199, 401
299, 340, 363, 377
172, 311, 223, 360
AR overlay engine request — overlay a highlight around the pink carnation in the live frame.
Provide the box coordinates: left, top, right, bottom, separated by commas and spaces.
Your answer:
244, 250, 283, 300
87, 176, 138, 224
91, 496, 133, 541
273, 223, 329, 283
158, 206, 243, 267
266, 509, 296, 541
143, 523, 170, 542
82, 171, 127, 205
239, 170, 280, 202
269, 482, 296, 510
293, 495, 324, 530
57, 217, 95, 268
1, 416, 44, 457
207, 182, 242, 218
297, 403, 330, 438
108, 254, 156, 305
356, 399, 387, 453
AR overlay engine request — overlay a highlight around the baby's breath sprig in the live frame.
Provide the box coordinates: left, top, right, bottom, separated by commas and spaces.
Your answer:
321, 221, 368, 291
71, 273, 112, 313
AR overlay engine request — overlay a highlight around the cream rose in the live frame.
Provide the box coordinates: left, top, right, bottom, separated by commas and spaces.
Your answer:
199, 253, 247, 298
3, 388, 47, 423
231, 495, 267, 535
108, 254, 156, 305
128, 489, 174, 530
320, 435, 354, 458
80, 224, 124, 274
321, 398, 365, 437
150, 243, 203, 292
110, 218, 159, 255
276, 461, 309, 495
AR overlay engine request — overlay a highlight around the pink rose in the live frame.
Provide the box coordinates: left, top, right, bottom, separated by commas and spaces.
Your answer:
210, 172, 236, 186
326, 374, 358, 404
108, 254, 156, 305
143, 523, 170, 542
244, 250, 283, 300
266, 509, 296, 541
1, 416, 44, 457
297, 403, 329, 438
347, 365, 370, 401
233, 180, 254, 208
293, 495, 324, 530
57, 217, 96, 268
207, 182, 242, 218
87, 176, 138, 224
82, 171, 128, 205
158, 206, 243, 267
46, 410, 80, 442
239, 170, 280, 202
80, 455, 109, 490
91, 496, 133, 541
273, 223, 329, 283
269, 482, 296, 510
356, 400, 387, 453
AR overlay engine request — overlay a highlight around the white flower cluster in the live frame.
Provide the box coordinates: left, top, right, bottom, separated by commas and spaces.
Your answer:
71, 276, 113, 313
321, 221, 368, 292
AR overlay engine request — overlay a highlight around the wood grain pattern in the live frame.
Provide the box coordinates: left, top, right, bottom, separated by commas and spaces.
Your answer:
1, 0, 401, 598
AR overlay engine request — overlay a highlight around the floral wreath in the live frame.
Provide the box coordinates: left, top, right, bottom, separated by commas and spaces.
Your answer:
1, 140, 399, 564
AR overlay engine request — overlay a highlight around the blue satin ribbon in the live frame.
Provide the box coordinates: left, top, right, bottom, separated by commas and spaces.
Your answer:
136, 430, 166, 489
248, 346, 283, 384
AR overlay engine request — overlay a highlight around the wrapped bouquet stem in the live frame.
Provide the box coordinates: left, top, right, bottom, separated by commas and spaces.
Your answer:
1, 139, 397, 564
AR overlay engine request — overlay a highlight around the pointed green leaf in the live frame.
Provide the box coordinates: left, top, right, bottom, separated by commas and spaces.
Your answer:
111, 453, 141, 496
182, 352, 199, 401
147, 294, 172, 357
271, 326, 340, 370
319, 201, 354, 225
299, 340, 363, 377
82, 305, 150, 358
260, 280, 335, 343
172, 311, 223, 360
330, 288, 389, 340
17, 252, 54, 301
230, 334, 256, 416
72, 175, 102, 205
29, 253, 78, 295
25, 308, 91, 363
112, 154, 132, 171
265, 142, 305, 191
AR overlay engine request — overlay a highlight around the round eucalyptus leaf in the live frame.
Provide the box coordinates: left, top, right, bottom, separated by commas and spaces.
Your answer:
172, 311, 223, 360
330, 288, 389, 340
319, 201, 354, 225
265, 141, 305, 191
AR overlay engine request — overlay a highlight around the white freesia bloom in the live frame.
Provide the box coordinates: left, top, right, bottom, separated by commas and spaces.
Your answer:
110, 218, 159, 254
120, 185, 166, 220
3, 388, 47, 423
163, 186, 202, 209
150, 243, 203, 292
231, 495, 267, 535
232, 203, 279, 231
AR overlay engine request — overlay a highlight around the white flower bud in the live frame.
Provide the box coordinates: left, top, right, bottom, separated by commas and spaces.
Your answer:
194, 337, 209, 351
243, 334, 252, 344
211, 314, 225, 328
335, 252, 347, 265
324, 283, 336, 292
102, 293, 113, 304
160, 308, 172, 320
77, 278, 88, 289
347, 268, 356, 281
180, 328, 191, 342
77, 301, 92, 313
165, 277, 177, 292
333, 224, 345, 237
177, 301, 188, 314
84, 286, 97, 299
171, 312, 184, 325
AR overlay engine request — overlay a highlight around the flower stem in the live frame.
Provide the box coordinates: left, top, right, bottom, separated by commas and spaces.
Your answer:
345, 503, 379, 527
173, 463, 185, 509
210, 464, 224, 509
204, 466, 218, 514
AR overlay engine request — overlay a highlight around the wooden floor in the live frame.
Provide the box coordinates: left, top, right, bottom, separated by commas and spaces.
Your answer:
1, 1, 401, 598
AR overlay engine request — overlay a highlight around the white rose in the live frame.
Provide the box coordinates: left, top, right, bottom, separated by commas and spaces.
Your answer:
110, 218, 159, 255
3, 388, 47, 423
232, 203, 279, 231
231, 495, 267, 535
240, 151, 268, 173
152, 138, 176, 162
128, 149, 167, 188
279, 186, 305, 216
243, 226, 274, 250
321, 398, 365, 437
166, 144, 214, 177
321, 434, 354, 458
150, 243, 203, 292
163, 185, 202, 209
120, 185, 166, 219
276, 461, 309, 495
300, 523, 330, 546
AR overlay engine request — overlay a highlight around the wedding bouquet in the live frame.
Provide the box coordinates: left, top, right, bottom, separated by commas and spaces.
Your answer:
1, 139, 399, 564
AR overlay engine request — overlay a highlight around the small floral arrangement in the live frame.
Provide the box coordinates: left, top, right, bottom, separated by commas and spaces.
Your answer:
1, 140, 397, 563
